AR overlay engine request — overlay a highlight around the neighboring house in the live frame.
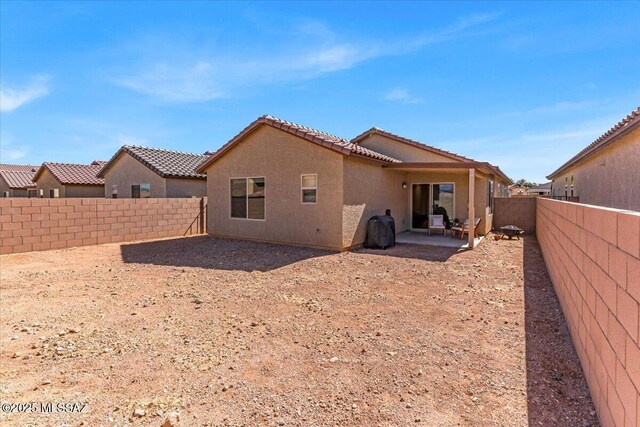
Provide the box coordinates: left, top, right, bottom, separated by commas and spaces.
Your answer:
508, 185, 528, 197
526, 182, 552, 196
0, 164, 38, 197
33, 161, 105, 198
97, 145, 208, 198
547, 107, 640, 211
196, 115, 512, 251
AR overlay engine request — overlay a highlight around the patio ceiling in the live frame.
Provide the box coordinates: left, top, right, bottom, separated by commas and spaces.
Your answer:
382, 161, 512, 183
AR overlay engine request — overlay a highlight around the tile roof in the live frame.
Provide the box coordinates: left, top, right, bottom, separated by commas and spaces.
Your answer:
351, 127, 476, 162
196, 115, 400, 172
0, 164, 38, 172
0, 170, 37, 189
98, 146, 208, 179
547, 107, 640, 179
34, 162, 105, 186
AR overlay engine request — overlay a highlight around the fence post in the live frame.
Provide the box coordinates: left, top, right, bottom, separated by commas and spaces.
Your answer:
199, 198, 205, 234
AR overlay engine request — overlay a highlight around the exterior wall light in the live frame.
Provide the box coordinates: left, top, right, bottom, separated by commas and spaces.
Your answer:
402, 182, 407, 189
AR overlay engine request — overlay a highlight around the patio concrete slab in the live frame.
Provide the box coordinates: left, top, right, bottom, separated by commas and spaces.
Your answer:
395, 230, 484, 248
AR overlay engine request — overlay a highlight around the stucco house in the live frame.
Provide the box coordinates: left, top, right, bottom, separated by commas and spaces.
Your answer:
0, 164, 38, 197
508, 185, 528, 197
97, 145, 208, 198
547, 107, 639, 211
196, 115, 512, 251
525, 182, 552, 196
32, 161, 105, 198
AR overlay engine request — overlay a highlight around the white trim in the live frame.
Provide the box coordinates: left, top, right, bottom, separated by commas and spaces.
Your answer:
229, 176, 266, 221
300, 173, 318, 204
409, 182, 456, 232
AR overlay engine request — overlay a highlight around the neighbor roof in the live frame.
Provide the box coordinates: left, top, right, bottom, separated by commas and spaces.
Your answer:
0, 170, 37, 189
528, 182, 552, 191
0, 164, 38, 172
33, 162, 105, 186
98, 145, 208, 179
196, 115, 400, 173
547, 107, 640, 179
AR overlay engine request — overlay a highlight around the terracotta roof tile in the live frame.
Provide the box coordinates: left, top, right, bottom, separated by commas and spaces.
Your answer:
0, 170, 37, 189
547, 107, 640, 179
0, 164, 38, 172
34, 162, 105, 186
98, 146, 208, 179
196, 115, 400, 172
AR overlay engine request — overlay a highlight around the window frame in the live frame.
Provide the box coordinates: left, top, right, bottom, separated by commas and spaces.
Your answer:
229, 176, 266, 221
131, 183, 151, 199
301, 173, 318, 204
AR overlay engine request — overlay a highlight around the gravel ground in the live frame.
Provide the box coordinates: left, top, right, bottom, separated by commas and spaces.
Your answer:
0, 234, 598, 426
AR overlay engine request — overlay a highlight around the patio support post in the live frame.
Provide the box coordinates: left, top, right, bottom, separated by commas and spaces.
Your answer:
468, 168, 475, 249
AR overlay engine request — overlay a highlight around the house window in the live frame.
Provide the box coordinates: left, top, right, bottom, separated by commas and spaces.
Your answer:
111, 185, 118, 199
131, 184, 150, 198
230, 177, 265, 220
3, 191, 9, 197
49, 188, 59, 198
28, 190, 36, 198
301, 174, 317, 204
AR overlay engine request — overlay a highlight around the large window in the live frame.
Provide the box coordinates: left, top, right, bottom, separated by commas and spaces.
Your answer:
301, 174, 317, 204
131, 184, 150, 198
230, 177, 265, 220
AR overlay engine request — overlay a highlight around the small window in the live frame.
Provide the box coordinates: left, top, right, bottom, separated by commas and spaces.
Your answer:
131, 184, 150, 199
3, 191, 9, 198
230, 177, 265, 220
111, 184, 118, 199
49, 188, 59, 198
301, 174, 317, 204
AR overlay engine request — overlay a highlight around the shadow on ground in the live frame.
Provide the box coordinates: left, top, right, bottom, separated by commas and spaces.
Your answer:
120, 235, 336, 272
522, 235, 599, 426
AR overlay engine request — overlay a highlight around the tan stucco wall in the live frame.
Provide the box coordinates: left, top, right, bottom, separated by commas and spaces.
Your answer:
102, 152, 167, 198
550, 127, 640, 211
357, 133, 458, 162
35, 169, 65, 198
204, 125, 345, 250
64, 184, 104, 198
166, 177, 207, 198
342, 157, 407, 247
0, 176, 29, 197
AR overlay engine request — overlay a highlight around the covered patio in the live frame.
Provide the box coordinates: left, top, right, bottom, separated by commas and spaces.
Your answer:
383, 162, 508, 249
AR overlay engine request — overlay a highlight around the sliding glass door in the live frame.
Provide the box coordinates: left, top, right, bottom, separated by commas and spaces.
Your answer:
411, 183, 455, 230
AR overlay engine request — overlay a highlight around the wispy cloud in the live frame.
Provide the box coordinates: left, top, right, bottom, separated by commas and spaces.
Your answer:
113, 13, 500, 103
506, 100, 595, 117
384, 88, 423, 104
0, 76, 50, 112
0, 132, 29, 161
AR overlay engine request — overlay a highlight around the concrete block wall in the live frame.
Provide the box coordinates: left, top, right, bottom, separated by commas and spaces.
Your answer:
0, 198, 206, 255
537, 197, 640, 427
493, 197, 537, 233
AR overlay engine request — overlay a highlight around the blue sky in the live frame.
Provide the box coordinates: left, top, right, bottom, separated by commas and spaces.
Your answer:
1, 1, 638, 182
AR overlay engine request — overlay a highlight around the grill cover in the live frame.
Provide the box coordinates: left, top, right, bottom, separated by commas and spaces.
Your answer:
364, 213, 396, 249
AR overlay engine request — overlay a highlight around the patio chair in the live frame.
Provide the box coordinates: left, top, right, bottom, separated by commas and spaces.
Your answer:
451, 217, 481, 239
428, 215, 446, 235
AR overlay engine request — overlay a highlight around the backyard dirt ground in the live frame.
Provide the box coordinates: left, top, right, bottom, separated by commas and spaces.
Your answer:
0, 234, 598, 426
